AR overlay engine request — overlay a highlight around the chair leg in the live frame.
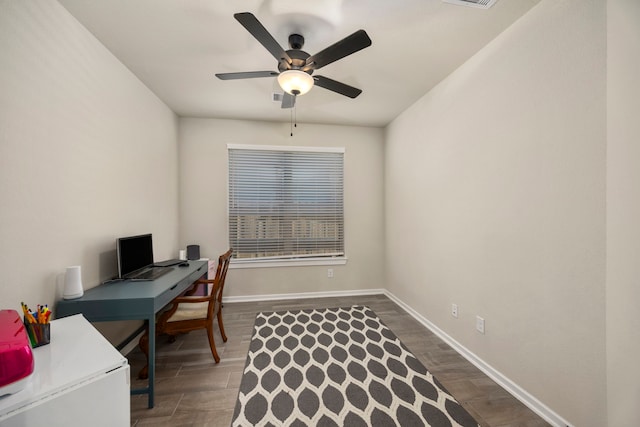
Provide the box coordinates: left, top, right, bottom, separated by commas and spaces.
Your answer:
217, 309, 228, 342
206, 324, 221, 363
138, 328, 150, 380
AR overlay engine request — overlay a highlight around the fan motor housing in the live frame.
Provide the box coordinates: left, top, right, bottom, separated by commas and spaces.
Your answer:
278, 48, 311, 73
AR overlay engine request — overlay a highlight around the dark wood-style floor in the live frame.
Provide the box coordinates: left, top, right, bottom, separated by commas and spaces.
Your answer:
127, 294, 551, 427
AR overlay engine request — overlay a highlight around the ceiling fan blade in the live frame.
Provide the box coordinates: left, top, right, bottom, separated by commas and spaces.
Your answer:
304, 30, 372, 71
215, 71, 278, 80
234, 12, 292, 65
281, 93, 296, 109
313, 75, 362, 98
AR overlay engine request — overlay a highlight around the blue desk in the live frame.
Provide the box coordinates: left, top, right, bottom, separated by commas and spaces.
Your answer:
56, 260, 207, 408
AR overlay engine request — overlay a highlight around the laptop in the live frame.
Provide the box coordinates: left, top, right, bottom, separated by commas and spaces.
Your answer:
124, 265, 172, 281
116, 234, 182, 281
153, 259, 183, 267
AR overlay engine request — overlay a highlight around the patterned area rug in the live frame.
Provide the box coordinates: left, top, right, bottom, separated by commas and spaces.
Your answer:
231, 306, 479, 427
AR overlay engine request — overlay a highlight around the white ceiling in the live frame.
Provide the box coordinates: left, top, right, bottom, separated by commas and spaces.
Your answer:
58, 0, 540, 127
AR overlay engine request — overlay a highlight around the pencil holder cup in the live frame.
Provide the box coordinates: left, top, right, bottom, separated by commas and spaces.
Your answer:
24, 322, 50, 348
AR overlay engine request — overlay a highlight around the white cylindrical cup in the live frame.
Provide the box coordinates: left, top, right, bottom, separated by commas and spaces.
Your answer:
63, 265, 84, 300
179, 249, 187, 260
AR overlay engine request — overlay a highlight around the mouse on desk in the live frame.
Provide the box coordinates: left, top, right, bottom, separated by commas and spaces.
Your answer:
179, 262, 189, 267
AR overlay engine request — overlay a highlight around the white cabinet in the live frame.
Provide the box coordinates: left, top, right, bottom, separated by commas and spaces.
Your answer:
0, 314, 130, 426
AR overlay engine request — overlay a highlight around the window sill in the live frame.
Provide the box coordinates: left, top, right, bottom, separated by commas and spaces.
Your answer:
230, 257, 348, 269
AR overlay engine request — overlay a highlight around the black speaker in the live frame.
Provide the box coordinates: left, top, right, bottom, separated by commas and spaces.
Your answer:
186, 245, 200, 260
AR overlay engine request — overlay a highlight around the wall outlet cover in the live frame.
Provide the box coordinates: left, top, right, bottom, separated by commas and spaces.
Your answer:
476, 316, 485, 334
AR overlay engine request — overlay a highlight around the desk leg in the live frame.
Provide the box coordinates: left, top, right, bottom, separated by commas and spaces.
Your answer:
148, 317, 155, 408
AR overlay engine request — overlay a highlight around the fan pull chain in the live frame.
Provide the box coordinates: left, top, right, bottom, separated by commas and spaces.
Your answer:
290, 103, 298, 137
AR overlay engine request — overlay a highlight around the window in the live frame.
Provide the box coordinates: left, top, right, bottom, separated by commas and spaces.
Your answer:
228, 144, 344, 263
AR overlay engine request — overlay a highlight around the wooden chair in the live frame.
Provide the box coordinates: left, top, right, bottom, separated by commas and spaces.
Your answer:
137, 249, 233, 379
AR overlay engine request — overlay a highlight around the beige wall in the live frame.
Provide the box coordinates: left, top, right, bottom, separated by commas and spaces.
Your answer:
384, 0, 606, 425
4, 1, 639, 424
0, 1, 179, 342
607, 1, 640, 426
178, 118, 385, 297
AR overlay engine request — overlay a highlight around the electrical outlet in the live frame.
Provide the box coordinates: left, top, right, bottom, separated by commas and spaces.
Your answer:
476, 316, 485, 334
327, 268, 334, 278
451, 304, 458, 318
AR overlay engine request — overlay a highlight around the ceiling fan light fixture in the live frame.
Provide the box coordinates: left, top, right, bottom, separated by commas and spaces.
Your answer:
277, 70, 314, 96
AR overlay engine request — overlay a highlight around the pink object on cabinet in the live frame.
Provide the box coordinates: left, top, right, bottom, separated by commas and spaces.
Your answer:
0, 309, 35, 396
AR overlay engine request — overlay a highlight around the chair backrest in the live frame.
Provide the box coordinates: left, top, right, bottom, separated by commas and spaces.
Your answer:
207, 249, 232, 316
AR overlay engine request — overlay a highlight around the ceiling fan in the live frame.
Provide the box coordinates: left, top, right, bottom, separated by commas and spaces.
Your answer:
215, 12, 372, 109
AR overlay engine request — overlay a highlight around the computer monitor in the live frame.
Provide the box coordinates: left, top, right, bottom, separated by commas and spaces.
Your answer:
117, 233, 154, 278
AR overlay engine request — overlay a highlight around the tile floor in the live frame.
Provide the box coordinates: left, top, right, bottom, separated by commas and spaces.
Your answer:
127, 294, 551, 427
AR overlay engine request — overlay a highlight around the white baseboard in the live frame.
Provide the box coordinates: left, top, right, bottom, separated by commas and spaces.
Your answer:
120, 289, 383, 353
222, 288, 385, 304
382, 290, 573, 427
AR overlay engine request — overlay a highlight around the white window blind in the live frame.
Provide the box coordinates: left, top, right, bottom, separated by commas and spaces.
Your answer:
228, 145, 344, 261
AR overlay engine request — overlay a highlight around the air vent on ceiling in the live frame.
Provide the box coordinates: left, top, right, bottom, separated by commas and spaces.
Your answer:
272, 93, 283, 102
443, 0, 498, 9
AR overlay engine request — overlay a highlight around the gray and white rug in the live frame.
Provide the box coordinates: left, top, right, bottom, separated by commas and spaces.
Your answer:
231, 306, 479, 427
